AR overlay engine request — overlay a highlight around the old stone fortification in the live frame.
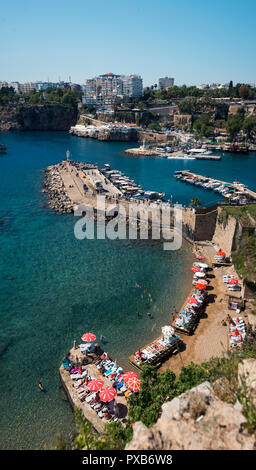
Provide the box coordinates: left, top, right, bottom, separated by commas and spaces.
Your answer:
126, 360, 256, 450
0, 104, 78, 131
212, 208, 238, 256
181, 206, 218, 243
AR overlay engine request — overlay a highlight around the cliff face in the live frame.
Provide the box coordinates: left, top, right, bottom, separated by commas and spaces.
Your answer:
126, 361, 256, 450
0, 104, 78, 131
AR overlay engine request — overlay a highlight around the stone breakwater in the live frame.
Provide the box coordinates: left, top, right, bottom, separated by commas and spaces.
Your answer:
42, 164, 74, 213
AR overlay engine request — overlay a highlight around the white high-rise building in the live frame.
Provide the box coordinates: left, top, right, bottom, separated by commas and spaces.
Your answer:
158, 77, 174, 90
121, 75, 143, 98
83, 73, 143, 107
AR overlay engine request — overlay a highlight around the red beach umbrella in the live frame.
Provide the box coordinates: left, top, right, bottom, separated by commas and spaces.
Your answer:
228, 278, 238, 285
87, 379, 104, 392
187, 297, 198, 305
191, 266, 200, 272
121, 371, 139, 383
217, 249, 226, 257
126, 376, 141, 393
197, 279, 208, 286
81, 332, 96, 342
99, 387, 117, 402
195, 283, 206, 290
196, 255, 206, 260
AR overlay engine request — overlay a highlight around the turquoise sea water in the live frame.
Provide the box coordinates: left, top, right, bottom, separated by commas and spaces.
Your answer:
0, 132, 256, 450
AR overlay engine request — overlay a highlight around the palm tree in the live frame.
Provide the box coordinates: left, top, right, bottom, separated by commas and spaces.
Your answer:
189, 197, 202, 208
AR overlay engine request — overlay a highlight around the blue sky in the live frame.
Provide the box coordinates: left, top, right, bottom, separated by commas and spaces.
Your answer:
1, 0, 256, 86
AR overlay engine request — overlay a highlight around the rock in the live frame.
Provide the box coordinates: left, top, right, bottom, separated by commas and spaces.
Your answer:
238, 358, 256, 403
126, 382, 255, 450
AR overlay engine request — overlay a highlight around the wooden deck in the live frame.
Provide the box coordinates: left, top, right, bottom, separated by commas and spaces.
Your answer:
128, 335, 183, 370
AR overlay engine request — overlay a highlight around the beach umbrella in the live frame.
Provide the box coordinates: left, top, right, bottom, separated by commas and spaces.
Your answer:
126, 376, 141, 393
191, 266, 200, 272
195, 283, 206, 290
197, 279, 208, 286
99, 387, 117, 402
228, 278, 238, 285
187, 297, 198, 305
196, 255, 206, 260
121, 371, 139, 383
87, 379, 104, 392
162, 325, 175, 336
194, 272, 206, 278
217, 249, 226, 257
81, 332, 96, 342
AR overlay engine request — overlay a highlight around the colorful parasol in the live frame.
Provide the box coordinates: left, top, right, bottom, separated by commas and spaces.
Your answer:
81, 332, 96, 342
87, 379, 104, 392
99, 387, 117, 402
125, 376, 141, 393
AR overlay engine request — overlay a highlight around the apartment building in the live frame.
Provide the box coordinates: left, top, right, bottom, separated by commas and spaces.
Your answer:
158, 77, 174, 90
83, 73, 143, 108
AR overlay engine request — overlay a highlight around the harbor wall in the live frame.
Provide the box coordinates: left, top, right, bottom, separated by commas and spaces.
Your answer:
212, 209, 238, 256
182, 206, 218, 243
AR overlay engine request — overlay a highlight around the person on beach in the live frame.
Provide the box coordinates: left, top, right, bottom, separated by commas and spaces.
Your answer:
38, 379, 44, 391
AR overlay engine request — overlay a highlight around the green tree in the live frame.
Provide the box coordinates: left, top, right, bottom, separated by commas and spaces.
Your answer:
189, 197, 202, 208
243, 116, 256, 141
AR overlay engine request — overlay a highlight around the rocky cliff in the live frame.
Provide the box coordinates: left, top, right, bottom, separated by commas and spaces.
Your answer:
0, 104, 78, 131
126, 360, 256, 450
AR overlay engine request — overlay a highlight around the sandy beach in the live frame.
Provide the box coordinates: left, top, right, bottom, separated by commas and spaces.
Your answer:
160, 243, 245, 376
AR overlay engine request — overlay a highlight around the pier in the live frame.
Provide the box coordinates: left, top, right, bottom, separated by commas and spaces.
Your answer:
174, 170, 256, 203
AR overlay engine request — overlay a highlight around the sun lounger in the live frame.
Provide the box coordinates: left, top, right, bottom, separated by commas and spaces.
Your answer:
85, 392, 96, 403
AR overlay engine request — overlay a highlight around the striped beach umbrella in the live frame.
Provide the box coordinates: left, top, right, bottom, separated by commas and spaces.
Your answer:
81, 332, 96, 342
187, 297, 198, 305
99, 387, 117, 402
191, 266, 200, 272
126, 376, 141, 393
121, 371, 139, 383
87, 379, 104, 392
195, 283, 206, 290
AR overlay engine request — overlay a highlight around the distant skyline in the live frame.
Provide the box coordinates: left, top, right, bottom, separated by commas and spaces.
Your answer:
1, 0, 256, 87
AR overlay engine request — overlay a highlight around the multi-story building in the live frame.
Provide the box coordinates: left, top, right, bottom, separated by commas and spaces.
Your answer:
121, 75, 143, 98
158, 77, 174, 90
83, 73, 143, 108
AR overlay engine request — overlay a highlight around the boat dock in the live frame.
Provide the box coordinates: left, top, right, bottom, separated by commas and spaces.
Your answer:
174, 170, 256, 203
124, 148, 221, 160
43, 158, 169, 221
128, 334, 183, 370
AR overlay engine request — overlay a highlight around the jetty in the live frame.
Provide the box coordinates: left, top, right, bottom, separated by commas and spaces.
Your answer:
59, 344, 129, 433
43, 157, 168, 221
174, 170, 256, 204
128, 333, 183, 370
124, 148, 221, 160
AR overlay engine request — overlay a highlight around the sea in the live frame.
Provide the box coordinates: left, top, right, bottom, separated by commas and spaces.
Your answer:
0, 131, 255, 449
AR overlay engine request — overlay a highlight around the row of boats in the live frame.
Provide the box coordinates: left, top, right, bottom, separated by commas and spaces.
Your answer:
101, 163, 165, 201
174, 171, 249, 203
